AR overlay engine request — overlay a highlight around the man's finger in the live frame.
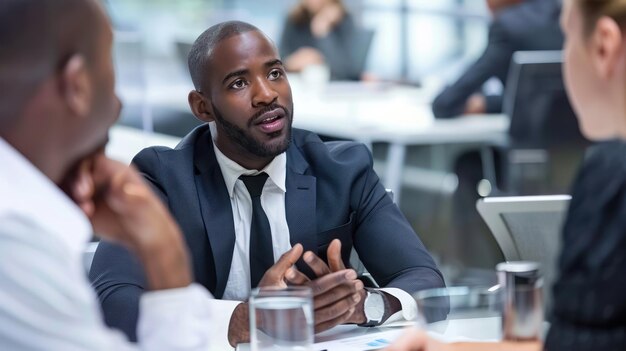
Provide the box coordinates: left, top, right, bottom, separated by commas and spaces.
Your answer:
258, 244, 304, 287
327, 239, 345, 272
313, 279, 363, 310
308, 269, 356, 297
265, 244, 304, 277
314, 306, 355, 333
285, 267, 310, 285
303, 251, 331, 277
314, 292, 360, 324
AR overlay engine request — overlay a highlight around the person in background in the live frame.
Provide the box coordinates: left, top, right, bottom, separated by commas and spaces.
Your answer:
439, 0, 566, 273
431, 0, 563, 118
90, 20, 445, 349
386, 0, 626, 349
279, 0, 364, 80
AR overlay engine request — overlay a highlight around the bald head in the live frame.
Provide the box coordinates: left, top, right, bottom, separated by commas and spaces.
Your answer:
0, 0, 103, 130
188, 20, 262, 91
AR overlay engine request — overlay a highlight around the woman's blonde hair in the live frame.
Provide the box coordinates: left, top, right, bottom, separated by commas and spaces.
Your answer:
577, 0, 626, 34
288, 0, 346, 25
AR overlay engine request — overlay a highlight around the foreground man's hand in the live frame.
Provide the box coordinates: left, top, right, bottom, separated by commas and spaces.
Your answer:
64, 153, 192, 291
227, 245, 304, 347
285, 239, 365, 331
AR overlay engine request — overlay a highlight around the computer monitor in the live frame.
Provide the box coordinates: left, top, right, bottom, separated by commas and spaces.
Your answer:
503, 51, 585, 148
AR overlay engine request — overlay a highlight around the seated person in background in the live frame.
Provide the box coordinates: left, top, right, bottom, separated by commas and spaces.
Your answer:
279, 0, 365, 80
441, 0, 565, 271
386, 0, 626, 349
0, 0, 222, 349
432, 0, 563, 118
90, 20, 445, 349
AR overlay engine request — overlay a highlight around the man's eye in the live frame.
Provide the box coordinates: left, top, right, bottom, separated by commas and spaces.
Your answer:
268, 69, 282, 80
231, 80, 246, 89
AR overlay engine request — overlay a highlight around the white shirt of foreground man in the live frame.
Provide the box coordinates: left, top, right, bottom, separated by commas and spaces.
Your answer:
0, 138, 217, 351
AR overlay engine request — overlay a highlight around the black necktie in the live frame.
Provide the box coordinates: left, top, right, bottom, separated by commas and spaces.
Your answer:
240, 173, 275, 288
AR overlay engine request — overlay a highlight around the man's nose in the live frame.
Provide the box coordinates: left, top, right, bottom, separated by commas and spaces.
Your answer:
252, 78, 278, 106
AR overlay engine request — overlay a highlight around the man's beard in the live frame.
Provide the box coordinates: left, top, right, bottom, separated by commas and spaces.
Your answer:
212, 102, 293, 158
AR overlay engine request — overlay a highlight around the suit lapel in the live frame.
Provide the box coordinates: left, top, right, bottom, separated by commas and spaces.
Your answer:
285, 144, 317, 276
193, 130, 235, 299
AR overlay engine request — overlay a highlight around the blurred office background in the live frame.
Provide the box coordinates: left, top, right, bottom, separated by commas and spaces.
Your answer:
104, 0, 581, 286
106, 0, 490, 133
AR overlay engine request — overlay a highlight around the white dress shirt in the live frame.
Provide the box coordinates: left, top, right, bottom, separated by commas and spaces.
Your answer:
210, 126, 291, 301
0, 138, 217, 351
208, 123, 417, 325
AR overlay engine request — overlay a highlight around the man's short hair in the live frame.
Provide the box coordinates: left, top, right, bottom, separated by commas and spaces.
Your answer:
188, 21, 260, 91
0, 0, 100, 129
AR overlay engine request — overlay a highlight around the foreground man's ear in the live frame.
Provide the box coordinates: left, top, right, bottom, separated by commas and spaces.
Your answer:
62, 54, 92, 119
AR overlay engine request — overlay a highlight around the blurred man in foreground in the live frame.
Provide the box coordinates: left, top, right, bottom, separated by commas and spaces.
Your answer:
0, 0, 225, 349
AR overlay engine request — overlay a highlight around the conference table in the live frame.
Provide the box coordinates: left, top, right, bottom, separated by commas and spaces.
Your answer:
236, 317, 503, 351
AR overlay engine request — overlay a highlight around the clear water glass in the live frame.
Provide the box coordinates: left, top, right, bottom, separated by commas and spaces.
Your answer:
249, 286, 314, 351
413, 286, 504, 342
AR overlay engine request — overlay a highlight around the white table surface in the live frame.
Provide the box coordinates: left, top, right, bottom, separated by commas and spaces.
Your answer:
236, 317, 502, 351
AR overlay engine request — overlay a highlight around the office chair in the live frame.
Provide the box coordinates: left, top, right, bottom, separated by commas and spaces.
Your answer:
351, 28, 375, 79
500, 50, 587, 195
476, 195, 571, 312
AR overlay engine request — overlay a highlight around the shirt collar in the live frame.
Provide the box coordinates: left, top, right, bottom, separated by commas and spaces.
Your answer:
209, 122, 287, 198
0, 138, 92, 255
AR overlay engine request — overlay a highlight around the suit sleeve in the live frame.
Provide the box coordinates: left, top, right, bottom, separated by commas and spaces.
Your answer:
432, 20, 513, 118
348, 145, 445, 294
89, 148, 167, 342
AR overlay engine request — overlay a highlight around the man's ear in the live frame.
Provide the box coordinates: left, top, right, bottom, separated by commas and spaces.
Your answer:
61, 54, 91, 118
590, 16, 624, 79
188, 90, 214, 122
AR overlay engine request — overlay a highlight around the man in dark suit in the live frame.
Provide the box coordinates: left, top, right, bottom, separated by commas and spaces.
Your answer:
432, 0, 563, 118
90, 21, 444, 348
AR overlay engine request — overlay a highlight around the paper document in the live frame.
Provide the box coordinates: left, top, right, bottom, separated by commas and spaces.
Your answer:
313, 328, 405, 351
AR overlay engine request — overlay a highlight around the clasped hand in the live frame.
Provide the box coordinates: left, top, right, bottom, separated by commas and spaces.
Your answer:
258, 239, 366, 333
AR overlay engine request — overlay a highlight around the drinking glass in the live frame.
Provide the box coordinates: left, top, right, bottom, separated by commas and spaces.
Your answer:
414, 286, 504, 342
249, 286, 314, 351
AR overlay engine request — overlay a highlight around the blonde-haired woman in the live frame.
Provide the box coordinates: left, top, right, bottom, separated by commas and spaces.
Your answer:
386, 0, 626, 349
278, 0, 363, 80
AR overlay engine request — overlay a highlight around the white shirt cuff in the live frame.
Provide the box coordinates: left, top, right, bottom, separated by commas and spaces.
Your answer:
138, 283, 216, 350
206, 298, 242, 350
378, 287, 418, 324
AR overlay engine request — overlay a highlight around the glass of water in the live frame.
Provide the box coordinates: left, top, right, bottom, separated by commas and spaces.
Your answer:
414, 286, 504, 342
249, 286, 314, 351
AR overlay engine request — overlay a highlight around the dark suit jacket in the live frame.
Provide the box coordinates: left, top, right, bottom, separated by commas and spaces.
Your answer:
432, 0, 564, 118
90, 125, 444, 341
